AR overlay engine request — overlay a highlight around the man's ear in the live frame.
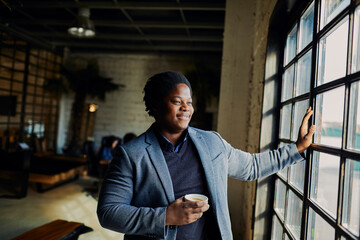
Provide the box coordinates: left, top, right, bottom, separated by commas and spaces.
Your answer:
151, 101, 162, 116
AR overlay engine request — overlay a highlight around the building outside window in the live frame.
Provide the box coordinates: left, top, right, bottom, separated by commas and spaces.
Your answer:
271, 0, 360, 239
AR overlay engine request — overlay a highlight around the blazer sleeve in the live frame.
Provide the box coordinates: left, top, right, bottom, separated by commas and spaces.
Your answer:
97, 145, 167, 238
214, 133, 304, 181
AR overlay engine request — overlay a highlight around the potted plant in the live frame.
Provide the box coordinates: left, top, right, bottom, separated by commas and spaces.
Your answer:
45, 58, 123, 155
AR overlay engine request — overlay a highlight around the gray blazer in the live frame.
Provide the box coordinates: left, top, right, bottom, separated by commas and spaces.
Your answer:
97, 125, 303, 240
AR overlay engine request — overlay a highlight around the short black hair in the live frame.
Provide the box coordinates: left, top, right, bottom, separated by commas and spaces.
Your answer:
143, 71, 192, 117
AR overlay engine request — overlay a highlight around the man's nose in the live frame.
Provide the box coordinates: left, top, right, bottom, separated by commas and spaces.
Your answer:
180, 103, 189, 111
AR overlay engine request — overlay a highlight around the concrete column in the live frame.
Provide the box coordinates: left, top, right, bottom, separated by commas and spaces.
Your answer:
218, 0, 277, 239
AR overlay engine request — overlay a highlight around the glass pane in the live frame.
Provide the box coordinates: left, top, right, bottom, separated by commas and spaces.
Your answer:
314, 86, 344, 148
310, 151, 340, 217
278, 167, 288, 180
285, 190, 302, 239
352, 6, 360, 73
342, 159, 360, 237
307, 207, 335, 240
317, 18, 349, 86
274, 179, 286, 220
282, 65, 295, 101
280, 104, 292, 139
285, 234, 290, 240
290, 160, 305, 193
295, 50, 312, 97
320, 0, 350, 29
284, 25, 298, 66
298, 2, 314, 52
348, 81, 360, 151
292, 99, 310, 141
271, 215, 283, 240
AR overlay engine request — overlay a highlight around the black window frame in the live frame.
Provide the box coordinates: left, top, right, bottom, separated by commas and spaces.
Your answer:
266, 0, 360, 240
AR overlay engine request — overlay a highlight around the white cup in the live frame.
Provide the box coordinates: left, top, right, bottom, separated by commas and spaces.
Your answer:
184, 194, 208, 202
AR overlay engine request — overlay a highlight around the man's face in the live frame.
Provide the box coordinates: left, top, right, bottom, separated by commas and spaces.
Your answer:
155, 83, 194, 134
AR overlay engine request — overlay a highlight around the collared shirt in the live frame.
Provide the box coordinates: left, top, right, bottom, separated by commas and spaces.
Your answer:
157, 129, 189, 153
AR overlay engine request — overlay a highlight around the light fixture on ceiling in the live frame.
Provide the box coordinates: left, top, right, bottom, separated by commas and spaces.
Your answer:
68, 8, 95, 38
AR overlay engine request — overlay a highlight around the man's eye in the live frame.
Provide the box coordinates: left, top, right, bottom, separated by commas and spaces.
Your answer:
172, 100, 181, 104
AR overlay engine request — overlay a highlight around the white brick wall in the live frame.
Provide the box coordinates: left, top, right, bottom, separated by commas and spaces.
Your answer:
57, 53, 193, 152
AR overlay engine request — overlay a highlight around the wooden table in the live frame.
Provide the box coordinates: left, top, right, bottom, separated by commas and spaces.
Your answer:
32, 153, 87, 163
11, 219, 92, 240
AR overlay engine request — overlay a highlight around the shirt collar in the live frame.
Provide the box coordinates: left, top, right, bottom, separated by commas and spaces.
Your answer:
155, 125, 189, 153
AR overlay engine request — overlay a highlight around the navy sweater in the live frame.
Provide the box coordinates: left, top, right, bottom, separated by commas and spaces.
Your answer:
157, 131, 220, 240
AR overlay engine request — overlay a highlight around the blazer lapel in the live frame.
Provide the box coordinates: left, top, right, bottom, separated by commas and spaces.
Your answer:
145, 127, 175, 203
188, 127, 218, 209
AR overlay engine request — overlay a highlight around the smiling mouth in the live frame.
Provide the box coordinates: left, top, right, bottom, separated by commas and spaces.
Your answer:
177, 114, 190, 120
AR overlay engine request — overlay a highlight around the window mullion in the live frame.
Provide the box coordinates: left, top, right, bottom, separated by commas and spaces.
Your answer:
19, 43, 29, 143
301, 149, 314, 240
336, 5, 357, 236
283, 183, 290, 239
300, 0, 319, 239
340, 4, 358, 233
338, 84, 351, 239
30, 48, 40, 138
336, 156, 346, 239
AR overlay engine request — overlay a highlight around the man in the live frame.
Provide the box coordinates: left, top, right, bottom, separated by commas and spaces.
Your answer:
97, 71, 315, 240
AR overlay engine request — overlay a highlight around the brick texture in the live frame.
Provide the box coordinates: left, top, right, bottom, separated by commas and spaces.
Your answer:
58, 53, 193, 151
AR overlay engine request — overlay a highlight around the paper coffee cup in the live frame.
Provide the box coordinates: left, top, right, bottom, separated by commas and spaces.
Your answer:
184, 194, 208, 202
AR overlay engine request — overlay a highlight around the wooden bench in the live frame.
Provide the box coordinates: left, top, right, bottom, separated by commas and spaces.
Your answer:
11, 219, 92, 240
29, 165, 87, 192
29, 153, 88, 192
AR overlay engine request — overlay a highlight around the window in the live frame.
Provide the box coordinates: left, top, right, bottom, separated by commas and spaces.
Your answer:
271, 1, 360, 240
0, 31, 62, 152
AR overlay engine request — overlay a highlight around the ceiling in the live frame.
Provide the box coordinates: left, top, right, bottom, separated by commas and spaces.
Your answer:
0, 0, 225, 55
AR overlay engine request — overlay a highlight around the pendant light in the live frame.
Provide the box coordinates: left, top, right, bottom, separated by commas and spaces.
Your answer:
68, 8, 96, 38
